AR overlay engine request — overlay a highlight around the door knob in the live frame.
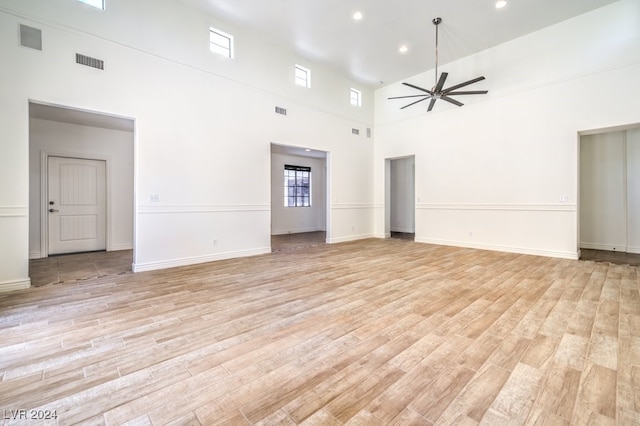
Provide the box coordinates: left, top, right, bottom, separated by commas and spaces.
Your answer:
49, 208, 59, 213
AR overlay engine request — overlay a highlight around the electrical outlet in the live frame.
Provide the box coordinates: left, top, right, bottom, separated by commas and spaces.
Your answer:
560, 195, 569, 203
150, 194, 159, 202
213, 239, 217, 246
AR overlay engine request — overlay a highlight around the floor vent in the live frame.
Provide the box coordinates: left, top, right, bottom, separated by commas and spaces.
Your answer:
275, 106, 287, 115
352, 128, 360, 135
76, 53, 104, 70
19, 24, 42, 51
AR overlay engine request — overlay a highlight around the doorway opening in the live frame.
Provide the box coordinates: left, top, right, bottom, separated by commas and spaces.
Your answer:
578, 123, 640, 264
270, 143, 329, 252
28, 101, 135, 285
385, 156, 416, 241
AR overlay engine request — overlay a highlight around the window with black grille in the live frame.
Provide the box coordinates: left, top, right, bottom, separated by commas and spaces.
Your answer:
284, 165, 311, 207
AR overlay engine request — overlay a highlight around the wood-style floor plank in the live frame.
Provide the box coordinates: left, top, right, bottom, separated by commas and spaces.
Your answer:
1, 238, 639, 424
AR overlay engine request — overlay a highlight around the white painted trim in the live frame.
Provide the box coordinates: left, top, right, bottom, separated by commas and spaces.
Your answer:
416, 203, 577, 212
628, 246, 640, 254
390, 227, 414, 233
328, 233, 374, 244
0, 278, 31, 292
29, 251, 41, 260
110, 243, 133, 251
331, 203, 376, 210
138, 204, 270, 214
416, 237, 579, 260
579, 242, 627, 252
271, 227, 325, 236
0, 206, 27, 217
132, 247, 271, 272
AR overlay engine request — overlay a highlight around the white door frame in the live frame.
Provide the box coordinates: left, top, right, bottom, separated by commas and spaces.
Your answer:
40, 150, 112, 258
385, 155, 416, 238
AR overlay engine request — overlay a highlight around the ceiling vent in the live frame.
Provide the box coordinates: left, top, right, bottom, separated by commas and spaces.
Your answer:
275, 106, 287, 116
19, 24, 42, 51
352, 128, 360, 135
76, 53, 104, 70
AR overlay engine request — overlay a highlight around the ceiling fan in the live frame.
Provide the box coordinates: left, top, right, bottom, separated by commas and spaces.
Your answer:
389, 17, 488, 112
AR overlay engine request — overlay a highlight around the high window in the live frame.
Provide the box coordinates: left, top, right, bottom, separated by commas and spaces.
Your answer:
350, 88, 362, 107
210, 27, 234, 58
78, 0, 105, 9
284, 165, 311, 207
295, 65, 311, 88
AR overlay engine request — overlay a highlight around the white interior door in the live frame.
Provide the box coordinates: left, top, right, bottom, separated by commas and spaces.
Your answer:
48, 156, 106, 255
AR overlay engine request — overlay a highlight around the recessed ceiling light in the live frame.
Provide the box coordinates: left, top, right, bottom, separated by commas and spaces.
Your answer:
495, 1, 507, 9
399, 45, 409, 54
353, 11, 363, 21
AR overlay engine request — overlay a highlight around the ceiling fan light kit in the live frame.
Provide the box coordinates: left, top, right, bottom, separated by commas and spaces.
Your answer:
389, 17, 488, 112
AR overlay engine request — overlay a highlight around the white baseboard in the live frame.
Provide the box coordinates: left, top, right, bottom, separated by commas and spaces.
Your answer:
0, 278, 31, 292
29, 251, 41, 260
109, 243, 134, 251
390, 227, 415, 233
271, 228, 325, 236
416, 237, 579, 260
628, 246, 640, 254
328, 233, 374, 244
132, 247, 271, 273
580, 242, 626, 252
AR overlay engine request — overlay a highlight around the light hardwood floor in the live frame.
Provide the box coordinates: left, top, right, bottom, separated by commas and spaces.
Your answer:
3, 239, 640, 425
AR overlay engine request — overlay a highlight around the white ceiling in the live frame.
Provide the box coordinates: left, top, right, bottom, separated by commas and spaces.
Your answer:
179, 0, 619, 86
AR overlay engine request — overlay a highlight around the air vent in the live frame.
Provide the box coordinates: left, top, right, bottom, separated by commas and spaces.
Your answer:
366, 127, 372, 138
76, 53, 104, 70
275, 106, 287, 115
19, 24, 42, 51
352, 128, 360, 135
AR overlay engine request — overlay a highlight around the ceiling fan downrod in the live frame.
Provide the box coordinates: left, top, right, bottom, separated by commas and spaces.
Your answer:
387, 16, 488, 112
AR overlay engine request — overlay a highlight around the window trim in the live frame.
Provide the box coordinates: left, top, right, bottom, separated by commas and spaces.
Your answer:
295, 65, 311, 88
350, 88, 362, 107
209, 27, 234, 58
284, 164, 312, 207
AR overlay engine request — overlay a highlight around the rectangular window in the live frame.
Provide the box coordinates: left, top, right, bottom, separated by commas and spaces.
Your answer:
284, 165, 311, 207
350, 88, 362, 107
210, 27, 233, 58
78, 0, 105, 9
295, 65, 311, 88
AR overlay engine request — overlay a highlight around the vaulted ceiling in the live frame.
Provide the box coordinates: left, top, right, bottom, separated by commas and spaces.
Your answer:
179, 0, 619, 86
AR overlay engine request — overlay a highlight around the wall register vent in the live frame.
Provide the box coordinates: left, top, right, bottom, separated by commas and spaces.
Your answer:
19, 24, 42, 51
275, 106, 287, 116
76, 53, 104, 70
352, 128, 360, 135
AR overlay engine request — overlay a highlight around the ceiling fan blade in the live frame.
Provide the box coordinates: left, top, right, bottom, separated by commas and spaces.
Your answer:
401, 97, 431, 109
402, 82, 434, 95
440, 95, 464, 107
442, 76, 485, 93
427, 98, 438, 112
388, 94, 432, 100
434, 72, 448, 93
445, 90, 488, 95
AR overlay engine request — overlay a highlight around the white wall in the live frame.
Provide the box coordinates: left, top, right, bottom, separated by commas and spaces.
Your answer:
29, 118, 134, 258
271, 153, 326, 235
580, 131, 627, 251
390, 157, 415, 233
0, 0, 374, 290
374, 0, 640, 259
